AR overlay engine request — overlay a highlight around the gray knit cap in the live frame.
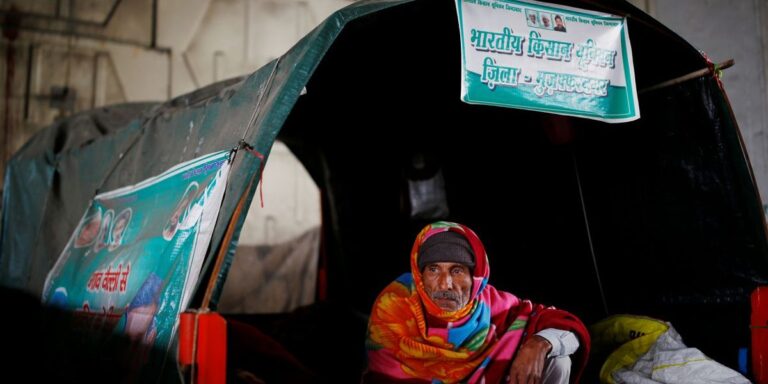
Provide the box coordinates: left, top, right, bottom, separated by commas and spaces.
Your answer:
418, 231, 475, 271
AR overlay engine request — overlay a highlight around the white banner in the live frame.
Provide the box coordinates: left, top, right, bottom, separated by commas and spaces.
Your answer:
456, 0, 640, 122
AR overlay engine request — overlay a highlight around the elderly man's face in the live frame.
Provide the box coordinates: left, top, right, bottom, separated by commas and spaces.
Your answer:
422, 262, 472, 312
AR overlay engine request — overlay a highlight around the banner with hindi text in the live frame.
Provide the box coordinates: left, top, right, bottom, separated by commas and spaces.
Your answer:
455, 0, 639, 122
42, 150, 232, 374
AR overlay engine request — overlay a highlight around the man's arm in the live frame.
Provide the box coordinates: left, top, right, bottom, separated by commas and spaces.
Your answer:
506, 335, 552, 384
506, 329, 579, 384
534, 328, 579, 357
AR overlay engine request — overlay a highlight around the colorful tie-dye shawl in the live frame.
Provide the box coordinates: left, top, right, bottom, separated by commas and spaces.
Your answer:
364, 221, 589, 384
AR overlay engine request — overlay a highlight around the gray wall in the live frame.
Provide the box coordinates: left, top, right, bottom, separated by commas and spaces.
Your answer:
0, 0, 352, 192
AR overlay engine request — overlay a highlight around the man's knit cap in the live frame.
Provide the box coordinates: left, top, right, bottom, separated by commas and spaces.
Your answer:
418, 231, 475, 271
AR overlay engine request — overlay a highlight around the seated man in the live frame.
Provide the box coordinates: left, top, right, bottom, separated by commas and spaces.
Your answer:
363, 221, 590, 384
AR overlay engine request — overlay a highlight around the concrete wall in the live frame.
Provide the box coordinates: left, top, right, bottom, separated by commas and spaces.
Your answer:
0, 0, 352, 193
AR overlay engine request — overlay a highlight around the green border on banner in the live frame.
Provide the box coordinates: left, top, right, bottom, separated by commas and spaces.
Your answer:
455, 0, 639, 122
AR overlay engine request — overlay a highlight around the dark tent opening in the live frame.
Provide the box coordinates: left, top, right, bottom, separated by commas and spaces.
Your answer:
263, 0, 768, 381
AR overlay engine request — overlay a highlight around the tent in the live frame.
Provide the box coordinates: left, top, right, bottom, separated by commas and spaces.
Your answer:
1, 0, 767, 381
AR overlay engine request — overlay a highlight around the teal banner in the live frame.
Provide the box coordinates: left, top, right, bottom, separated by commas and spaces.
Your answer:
42, 150, 231, 370
455, 0, 639, 122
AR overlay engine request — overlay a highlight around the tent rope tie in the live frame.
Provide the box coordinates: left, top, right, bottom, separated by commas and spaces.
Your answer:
702, 52, 726, 90
239, 139, 266, 208
640, 58, 733, 94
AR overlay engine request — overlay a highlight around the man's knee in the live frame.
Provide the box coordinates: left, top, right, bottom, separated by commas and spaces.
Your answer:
543, 356, 571, 384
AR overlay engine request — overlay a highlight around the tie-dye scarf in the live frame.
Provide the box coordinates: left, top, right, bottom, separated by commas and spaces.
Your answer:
364, 221, 588, 384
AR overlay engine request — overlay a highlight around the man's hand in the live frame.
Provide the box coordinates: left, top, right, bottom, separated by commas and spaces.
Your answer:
506, 335, 552, 384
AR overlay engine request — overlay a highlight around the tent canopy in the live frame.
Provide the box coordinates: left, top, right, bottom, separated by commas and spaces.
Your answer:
2, 0, 767, 379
